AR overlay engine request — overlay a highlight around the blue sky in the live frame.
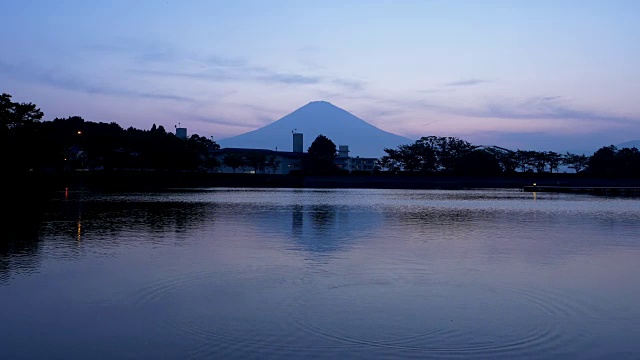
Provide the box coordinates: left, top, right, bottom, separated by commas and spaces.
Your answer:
2, 0, 639, 152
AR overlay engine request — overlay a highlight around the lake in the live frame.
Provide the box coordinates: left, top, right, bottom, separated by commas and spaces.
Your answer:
1, 188, 639, 359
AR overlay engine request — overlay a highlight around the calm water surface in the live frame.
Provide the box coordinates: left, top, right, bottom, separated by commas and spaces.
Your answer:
1, 188, 639, 359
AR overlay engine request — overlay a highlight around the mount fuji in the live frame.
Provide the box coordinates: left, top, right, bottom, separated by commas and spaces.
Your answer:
217, 101, 413, 158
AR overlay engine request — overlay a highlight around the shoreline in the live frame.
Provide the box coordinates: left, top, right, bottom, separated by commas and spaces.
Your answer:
9, 171, 640, 192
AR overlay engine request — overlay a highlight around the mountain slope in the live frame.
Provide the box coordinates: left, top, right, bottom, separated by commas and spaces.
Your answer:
616, 140, 640, 149
217, 101, 413, 158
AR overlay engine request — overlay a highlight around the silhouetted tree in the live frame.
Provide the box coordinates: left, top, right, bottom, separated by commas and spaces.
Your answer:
0, 93, 12, 125
380, 140, 435, 172
307, 134, 338, 174
515, 150, 538, 172
1, 93, 43, 129
484, 146, 518, 173
403, 138, 438, 172
376, 154, 401, 172
223, 153, 245, 173
380, 136, 473, 173
244, 152, 267, 173
202, 157, 221, 172
2, 93, 45, 172
563, 152, 589, 173
615, 147, 640, 177
588, 145, 640, 177
455, 149, 502, 176
431, 136, 474, 173
587, 145, 618, 176
265, 156, 281, 174
545, 151, 563, 173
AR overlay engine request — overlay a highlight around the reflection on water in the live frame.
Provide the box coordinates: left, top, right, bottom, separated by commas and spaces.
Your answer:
1, 188, 639, 359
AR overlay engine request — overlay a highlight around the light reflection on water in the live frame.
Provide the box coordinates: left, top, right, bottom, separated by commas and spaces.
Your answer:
1, 188, 639, 359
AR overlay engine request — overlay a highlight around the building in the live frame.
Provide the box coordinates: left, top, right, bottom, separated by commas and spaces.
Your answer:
211, 132, 306, 174
335, 145, 350, 170
176, 127, 187, 139
212, 133, 379, 174
349, 155, 378, 172
211, 148, 305, 174
335, 145, 378, 172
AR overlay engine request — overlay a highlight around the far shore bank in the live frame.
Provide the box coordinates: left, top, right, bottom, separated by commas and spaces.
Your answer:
9, 170, 640, 193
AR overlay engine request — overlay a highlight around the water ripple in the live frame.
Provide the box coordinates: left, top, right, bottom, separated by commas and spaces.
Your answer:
286, 282, 603, 358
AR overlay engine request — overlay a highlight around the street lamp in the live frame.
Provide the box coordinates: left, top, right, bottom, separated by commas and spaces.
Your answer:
76, 130, 85, 169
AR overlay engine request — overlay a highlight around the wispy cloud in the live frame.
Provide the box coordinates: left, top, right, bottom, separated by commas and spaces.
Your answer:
204, 55, 249, 68
363, 94, 639, 133
134, 67, 323, 85
417, 88, 456, 94
472, 96, 639, 125
331, 78, 366, 91
359, 107, 407, 118
136, 63, 366, 90
84, 40, 179, 64
444, 78, 491, 86
86, 38, 375, 99
259, 73, 322, 85
98, 39, 369, 90
189, 115, 260, 128
86, 39, 326, 87
0, 60, 195, 102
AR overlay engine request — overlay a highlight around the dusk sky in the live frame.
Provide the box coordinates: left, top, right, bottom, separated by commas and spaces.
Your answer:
2, 0, 639, 153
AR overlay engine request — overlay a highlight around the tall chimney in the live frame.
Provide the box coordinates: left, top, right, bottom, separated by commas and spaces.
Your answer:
293, 132, 303, 153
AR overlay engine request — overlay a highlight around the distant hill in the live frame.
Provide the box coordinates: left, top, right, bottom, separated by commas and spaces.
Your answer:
565, 140, 640, 156
217, 101, 413, 158
617, 140, 640, 149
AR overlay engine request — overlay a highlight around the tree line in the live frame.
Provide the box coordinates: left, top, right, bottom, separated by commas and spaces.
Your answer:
1, 92, 336, 175
2, 92, 639, 177
220, 152, 281, 173
377, 136, 639, 177
2, 93, 221, 173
